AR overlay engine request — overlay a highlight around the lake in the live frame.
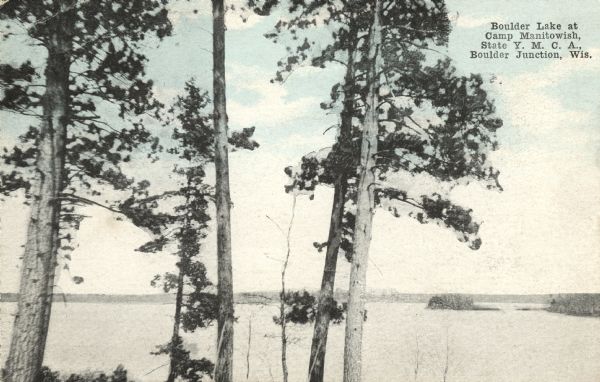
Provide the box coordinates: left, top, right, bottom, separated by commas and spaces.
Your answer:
1, 302, 599, 381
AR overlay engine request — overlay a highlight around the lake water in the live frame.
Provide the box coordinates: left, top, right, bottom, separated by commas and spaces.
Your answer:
1, 302, 599, 382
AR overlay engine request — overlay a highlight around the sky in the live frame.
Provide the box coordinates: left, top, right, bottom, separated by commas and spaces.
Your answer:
0, 0, 599, 295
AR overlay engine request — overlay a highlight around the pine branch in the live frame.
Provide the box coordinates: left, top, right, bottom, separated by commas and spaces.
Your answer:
57, 193, 124, 215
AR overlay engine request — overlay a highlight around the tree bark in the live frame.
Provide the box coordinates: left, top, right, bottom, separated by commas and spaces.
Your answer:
166, 264, 185, 382
3, 4, 73, 381
307, 34, 356, 382
212, 1, 234, 381
342, 1, 381, 382
307, 175, 347, 382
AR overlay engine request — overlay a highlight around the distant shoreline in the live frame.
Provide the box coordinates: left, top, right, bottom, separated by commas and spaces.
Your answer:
0, 291, 572, 305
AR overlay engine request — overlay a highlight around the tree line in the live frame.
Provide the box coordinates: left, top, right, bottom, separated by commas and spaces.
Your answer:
0, 1, 502, 382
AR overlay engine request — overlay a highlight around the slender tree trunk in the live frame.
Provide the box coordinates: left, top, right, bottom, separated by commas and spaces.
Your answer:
166, 264, 185, 382
3, 5, 73, 381
245, 316, 251, 380
279, 287, 289, 382
307, 36, 356, 382
342, 1, 381, 382
212, 1, 234, 381
279, 195, 297, 382
167, 178, 194, 382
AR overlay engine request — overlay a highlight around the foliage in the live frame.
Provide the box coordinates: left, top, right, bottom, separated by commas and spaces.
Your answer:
273, 290, 346, 325
122, 79, 258, 327
427, 294, 474, 310
0, 0, 172, 196
120, 79, 258, 381
152, 336, 214, 381
275, 0, 503, 257
37, 365, 130, 382
548, 294, 600, 317
0, 0, 173, 270
121, 81, 218, 381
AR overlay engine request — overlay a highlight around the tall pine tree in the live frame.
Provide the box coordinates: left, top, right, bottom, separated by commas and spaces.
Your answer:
120, 79, 258, 382
211, 1, 235, 381
264, 1, 502, 381
0, 1, 171, 380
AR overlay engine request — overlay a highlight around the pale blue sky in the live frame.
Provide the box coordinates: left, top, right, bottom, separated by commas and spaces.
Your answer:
1, 0, 599, 295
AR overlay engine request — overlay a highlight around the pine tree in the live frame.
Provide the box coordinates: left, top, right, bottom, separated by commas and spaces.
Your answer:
126, 170, 217, 382
119, 80, 258, 382
0, 1, 171, 380
265, 1, 503, 381
211, 1, 235, 381
342, 2, 382, 380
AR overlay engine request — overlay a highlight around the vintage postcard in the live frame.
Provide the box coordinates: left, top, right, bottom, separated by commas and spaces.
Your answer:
0, 0, 598, 381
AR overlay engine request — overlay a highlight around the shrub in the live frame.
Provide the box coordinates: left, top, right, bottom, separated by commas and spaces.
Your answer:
273, 290, 347, 325
37, 365, 130, 382
427, 294, 474, 310
548, 294, 600, 317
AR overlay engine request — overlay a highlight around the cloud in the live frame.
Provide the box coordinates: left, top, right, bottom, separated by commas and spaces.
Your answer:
152, 86, 180, 104
226, 11, 263, 31
500, 74, 590, 134
453, 14, 505, 29
227, 63, 321, 129
497, 48, 600, 147
167, 0, 263, 31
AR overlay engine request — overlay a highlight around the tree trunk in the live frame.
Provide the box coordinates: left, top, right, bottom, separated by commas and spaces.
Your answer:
307, 175, 347, 382
279, 271, 289, 382
279, 195, 297, 382
342, 1, 381, 382
307, 35, 356, 382
212, 1, 234, 381
3, 5, 73, 381
166, 264, 185, 382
